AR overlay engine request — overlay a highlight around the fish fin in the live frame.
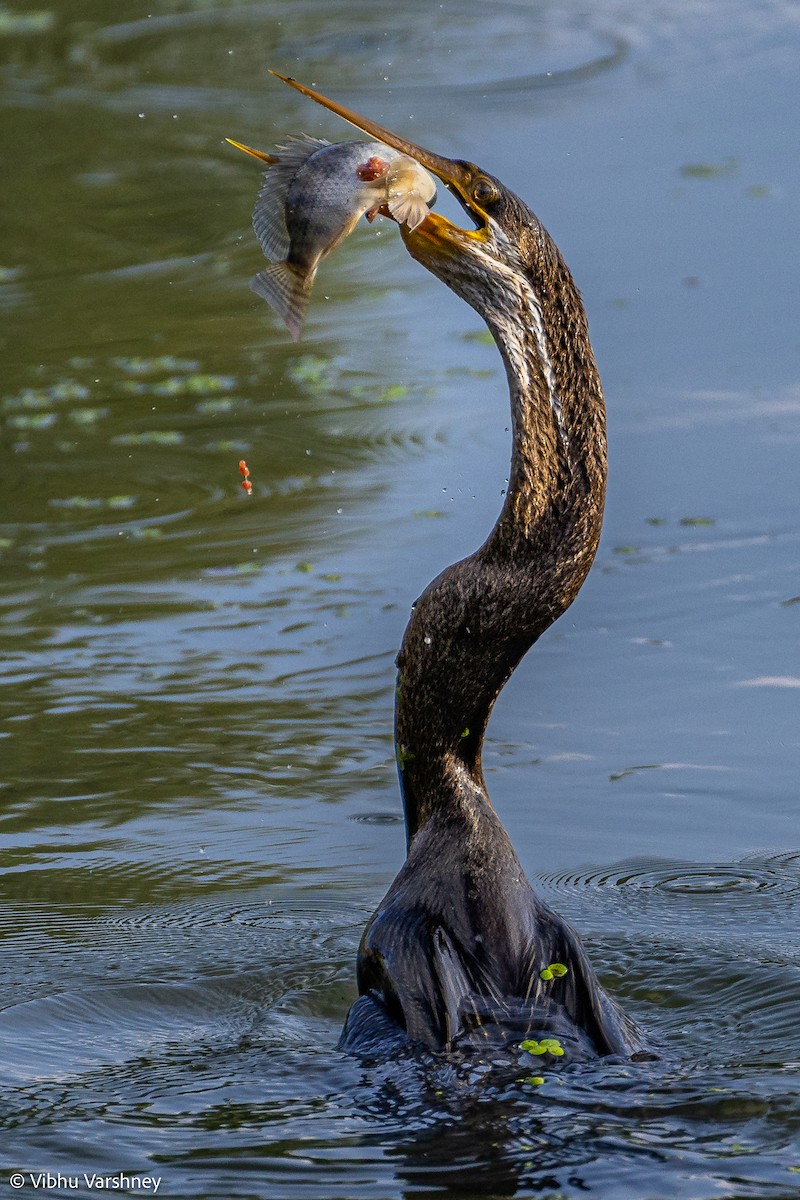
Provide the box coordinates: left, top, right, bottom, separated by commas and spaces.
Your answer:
252, 135, 330, 263
273, 133, 330, 164
387, 193, 432, 232
250, 263, 313, 342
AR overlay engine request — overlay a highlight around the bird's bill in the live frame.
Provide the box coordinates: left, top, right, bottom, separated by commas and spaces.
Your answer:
268, 71, 488, 239
225, 137, 277, 165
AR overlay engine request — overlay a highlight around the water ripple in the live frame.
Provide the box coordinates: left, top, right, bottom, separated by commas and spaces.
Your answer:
537, 853, 800, 957
541, 852, 800, 908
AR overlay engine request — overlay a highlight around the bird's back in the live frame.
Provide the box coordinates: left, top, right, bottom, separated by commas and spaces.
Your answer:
340, 807, 643, 1059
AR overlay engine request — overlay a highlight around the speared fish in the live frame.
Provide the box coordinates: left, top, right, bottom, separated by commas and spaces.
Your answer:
227, 135, 437, 340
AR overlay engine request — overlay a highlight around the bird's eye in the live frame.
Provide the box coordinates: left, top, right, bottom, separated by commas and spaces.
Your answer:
472, 178, 499, 207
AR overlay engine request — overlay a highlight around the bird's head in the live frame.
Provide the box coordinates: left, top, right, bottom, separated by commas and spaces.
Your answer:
267, 73, 546, 313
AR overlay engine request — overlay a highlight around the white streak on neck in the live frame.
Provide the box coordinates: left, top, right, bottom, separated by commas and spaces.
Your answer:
493, 226, 568, 453
456, 225, 569, 454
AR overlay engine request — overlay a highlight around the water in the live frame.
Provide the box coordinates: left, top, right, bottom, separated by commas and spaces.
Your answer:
1, 1, 799, 1196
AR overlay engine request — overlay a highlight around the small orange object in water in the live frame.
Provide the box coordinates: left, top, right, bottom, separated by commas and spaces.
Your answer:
239, 458, 252, 494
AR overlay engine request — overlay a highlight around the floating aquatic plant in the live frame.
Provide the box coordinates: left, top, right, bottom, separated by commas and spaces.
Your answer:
680, 158, 737, 180
377, 383, 410, 402
286, 354, 336, 392
461, 329, 494, 345
0, 7, 55, 34
111, 355, 200, 376
196, 398, 237, 415
208, 439, 251, 454
540, 962, 568, 982
69, 407, 109, 426
520, 1038, 565, 1057
7, 412, 57, 430
113, 431, 184, 446
396, 745, 416, 769
49, 494, 137, 511
153, 373, 236, 397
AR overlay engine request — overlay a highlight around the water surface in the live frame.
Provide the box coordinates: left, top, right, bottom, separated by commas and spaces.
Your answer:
1, 1, 799, 1196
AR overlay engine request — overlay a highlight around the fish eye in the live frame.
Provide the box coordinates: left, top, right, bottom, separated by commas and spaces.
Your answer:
472, 178, 499, 207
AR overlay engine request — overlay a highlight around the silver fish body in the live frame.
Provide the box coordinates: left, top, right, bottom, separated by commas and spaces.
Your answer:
249, 136, 436, 340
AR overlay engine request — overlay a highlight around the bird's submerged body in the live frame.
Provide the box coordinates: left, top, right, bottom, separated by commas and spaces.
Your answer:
231, 75, 648, 1064
341, 788, 642, 1058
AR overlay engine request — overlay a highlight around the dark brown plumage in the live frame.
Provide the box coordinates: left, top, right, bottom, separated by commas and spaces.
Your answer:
270, 76, 646, 1060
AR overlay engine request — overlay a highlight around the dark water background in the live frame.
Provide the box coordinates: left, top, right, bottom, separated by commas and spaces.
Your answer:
1, 1, 799, 1196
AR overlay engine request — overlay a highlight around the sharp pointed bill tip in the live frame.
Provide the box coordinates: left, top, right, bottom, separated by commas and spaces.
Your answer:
225, 137, 277, 165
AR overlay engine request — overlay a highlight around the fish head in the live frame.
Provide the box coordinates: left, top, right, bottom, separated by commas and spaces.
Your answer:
268, 74, 543, 303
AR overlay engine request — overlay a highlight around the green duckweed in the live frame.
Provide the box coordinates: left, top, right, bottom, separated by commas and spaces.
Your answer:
196, 398, 236, 415
540, 962, 568, 981
680, 158, 737, 179
113, 431, 184, 447
461, 329, 494, 345
69, 407, 109, 425
396, 745, 416, 768
7, 412, 57, 430
112, 356, 200, 376
286, 355, 334, 391
377, 384, 410, 402
520, 1037, 565, 1057
153, 373, 236, 397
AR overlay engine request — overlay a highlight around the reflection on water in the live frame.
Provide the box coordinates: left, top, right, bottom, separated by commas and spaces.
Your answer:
2, 0, 799, 1196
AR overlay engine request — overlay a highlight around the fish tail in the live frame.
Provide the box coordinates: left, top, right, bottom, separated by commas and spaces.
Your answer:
387, 194, 431, 232
250, 263, 312, 342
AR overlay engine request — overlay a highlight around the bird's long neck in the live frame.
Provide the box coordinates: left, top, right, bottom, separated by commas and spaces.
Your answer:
395, 224, 607, 844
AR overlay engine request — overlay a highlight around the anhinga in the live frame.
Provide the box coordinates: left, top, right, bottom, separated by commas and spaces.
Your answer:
238, 75, 646, 1060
